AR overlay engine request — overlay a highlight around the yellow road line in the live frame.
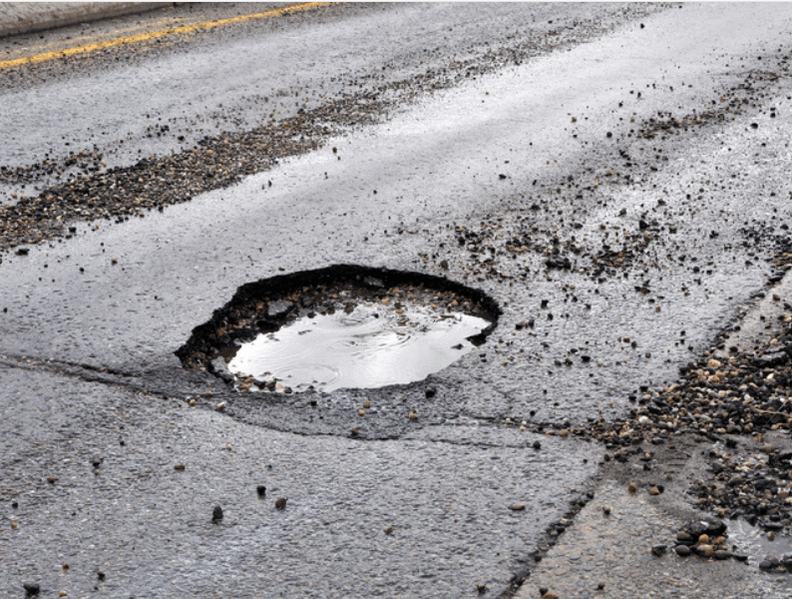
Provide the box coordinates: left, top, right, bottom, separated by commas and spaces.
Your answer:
0, 2, 324, 71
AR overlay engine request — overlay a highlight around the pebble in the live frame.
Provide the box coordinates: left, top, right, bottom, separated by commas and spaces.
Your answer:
675, 545, 691, 557
510, 504, 526, 511
651, 544, 667, 557
23, 583, 40, 597
275, 497, 287, 510
256, 485, 266, 497
212, 505, 223, 522
696, 544, 713, 557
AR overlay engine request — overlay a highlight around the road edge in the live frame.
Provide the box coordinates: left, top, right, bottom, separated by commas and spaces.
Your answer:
0, 2, 174, 39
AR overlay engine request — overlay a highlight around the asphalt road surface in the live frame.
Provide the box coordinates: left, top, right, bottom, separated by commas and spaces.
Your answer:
5, 3, 792, 598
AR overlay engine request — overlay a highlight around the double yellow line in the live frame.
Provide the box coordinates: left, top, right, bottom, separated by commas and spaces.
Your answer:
0, 2, 323, 71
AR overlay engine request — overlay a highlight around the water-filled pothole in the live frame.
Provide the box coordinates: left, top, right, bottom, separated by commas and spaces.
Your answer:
176, 265, 500, 393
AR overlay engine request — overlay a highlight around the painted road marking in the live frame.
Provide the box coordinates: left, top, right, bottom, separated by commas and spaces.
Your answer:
0, 2, 323, 71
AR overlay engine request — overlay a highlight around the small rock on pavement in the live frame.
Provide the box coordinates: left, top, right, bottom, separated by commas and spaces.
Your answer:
257, 485, 266, 497
759, 559, 775, 571
23, 583, 40, 596
541, 592, 559, 599
675, 545, 691, 557
212, 505, 223, 522
510, 503, 526, 511
275, 497, 287, 510
477, 583, 487, 594
651, 544, 667, 557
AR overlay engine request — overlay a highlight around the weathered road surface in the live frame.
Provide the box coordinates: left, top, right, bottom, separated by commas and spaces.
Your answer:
4, 3, 792, 598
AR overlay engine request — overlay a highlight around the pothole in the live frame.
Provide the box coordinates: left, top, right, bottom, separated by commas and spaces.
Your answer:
176, 265, 500, 393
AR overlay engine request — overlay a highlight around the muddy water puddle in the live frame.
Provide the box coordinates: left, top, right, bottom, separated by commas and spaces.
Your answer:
728, 519, 792, 591
176, 265, 500, 393
229, 302, 490, 393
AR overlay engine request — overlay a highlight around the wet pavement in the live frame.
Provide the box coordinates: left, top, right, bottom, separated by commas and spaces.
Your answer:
4, 3, 792, 598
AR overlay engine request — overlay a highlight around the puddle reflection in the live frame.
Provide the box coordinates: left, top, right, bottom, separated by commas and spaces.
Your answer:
228, 302, 490, 392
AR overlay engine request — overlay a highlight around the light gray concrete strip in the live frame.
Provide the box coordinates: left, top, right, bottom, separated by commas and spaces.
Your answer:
0, 2, 171, 38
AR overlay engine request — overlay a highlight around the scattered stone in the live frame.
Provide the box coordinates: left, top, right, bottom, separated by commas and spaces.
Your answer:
174, 463, 185, 471
651, 544, 667, 557
627, 482, 638, 493
267, 300, 294, 318
275, 497, 287, 510
696, 544, 713, 557
257, 485, 266, 497
23, 583, 40, 597
510, 504, 526, 511
212, 505, 223, 523
97, 572, 105, 581
675, 545, 691, 557
477, 583, 487, 594
385, 525, 393, 535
